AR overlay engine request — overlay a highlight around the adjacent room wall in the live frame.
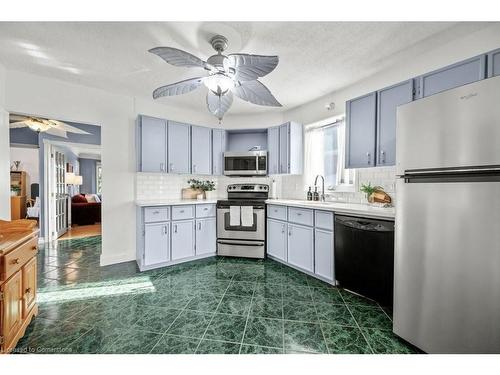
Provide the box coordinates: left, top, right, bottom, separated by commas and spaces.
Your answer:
79, 158, 99, 194
9, 146, 39, 198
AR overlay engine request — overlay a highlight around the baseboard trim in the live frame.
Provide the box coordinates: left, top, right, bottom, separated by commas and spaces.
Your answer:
100, 252, 135, 267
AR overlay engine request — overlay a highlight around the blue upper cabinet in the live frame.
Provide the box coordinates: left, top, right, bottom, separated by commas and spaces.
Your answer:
417, 55, 486, 98
487, 48, 500, 78
346, 92, 377, 169
168, 121, 191, 174
191, 125, 212, 175
138, 115, 167, 172
211, 129, 227, 176
376, 80, 414, 166
267, 126, 280, 175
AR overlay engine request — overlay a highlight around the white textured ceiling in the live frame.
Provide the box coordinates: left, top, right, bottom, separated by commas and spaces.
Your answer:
0, 22, 490, 115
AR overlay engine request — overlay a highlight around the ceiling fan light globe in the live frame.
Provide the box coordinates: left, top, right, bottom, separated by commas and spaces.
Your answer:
203, 73, 234, 95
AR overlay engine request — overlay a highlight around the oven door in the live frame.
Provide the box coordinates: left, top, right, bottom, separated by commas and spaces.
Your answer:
217, 207, 265, 241
223, 154, 267, 176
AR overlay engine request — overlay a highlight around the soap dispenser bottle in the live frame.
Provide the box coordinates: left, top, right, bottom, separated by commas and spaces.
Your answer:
313, 186, 320, 201
307, 186, 312, 201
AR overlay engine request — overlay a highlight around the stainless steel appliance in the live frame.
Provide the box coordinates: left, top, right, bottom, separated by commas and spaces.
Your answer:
216, 183, 268, 258
223, 151, 267, 176
394, 76, 500, 354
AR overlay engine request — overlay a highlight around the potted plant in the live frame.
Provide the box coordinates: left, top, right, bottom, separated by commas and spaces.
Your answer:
360, 183, 382, 203
11, 184, 21, 197
187, 179, 216, 200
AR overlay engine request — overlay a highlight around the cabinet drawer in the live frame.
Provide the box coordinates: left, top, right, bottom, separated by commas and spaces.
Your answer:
315, 210, 333, 230
2, 237, 38, 281
288, 207, 313, 226
196, 204, 216, 218
267, 205, 287, 221
144, 207, 170, 223
171, 205, 195, 220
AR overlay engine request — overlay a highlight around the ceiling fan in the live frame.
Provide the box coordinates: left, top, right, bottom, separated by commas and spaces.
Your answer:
9, 114, 91, 138
149, 35, 282, 122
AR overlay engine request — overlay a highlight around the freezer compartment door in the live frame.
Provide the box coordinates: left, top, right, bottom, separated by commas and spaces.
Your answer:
394, 179, 500, 353
396, 75, 500, 175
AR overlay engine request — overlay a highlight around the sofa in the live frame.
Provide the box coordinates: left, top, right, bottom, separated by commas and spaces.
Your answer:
71, 194, 101, 225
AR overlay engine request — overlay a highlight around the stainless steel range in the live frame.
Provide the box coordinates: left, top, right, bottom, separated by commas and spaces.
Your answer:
216, 183, 268, 258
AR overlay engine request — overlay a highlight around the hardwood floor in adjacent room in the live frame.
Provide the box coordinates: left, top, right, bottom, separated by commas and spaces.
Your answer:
60, 224, 101, 239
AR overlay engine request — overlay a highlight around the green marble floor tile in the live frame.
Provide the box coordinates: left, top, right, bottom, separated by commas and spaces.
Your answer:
150, 334, 200, 354
133, 306, 182, 333
100, 328, 162, 354
282, 285, 313, 302
306, 276, 333, 289
240, 344, 283, 354
250, 297, 283, 319
166, 310, 214, 339
226, 280, 256, 296
185, 293, 223, 313
64, 327, 123, 354
37, 300, 89, 321
281, 272, 310, 287
242, 317, 283, 348
321, 323, 372, 354
216, 294, 252, 316
196, 339, 241, 354
340, 289, 378, 307
310, 287, 345, 304
204, 314, 247, 343
348, 305, 392, 330
283, 300, 318, 322
195, 279, 231, 295
361, 328, 417, 354
253, 283, 283, 299
283, 321, 328, 354
133, 290, 193, 309
314, 303, 356, 326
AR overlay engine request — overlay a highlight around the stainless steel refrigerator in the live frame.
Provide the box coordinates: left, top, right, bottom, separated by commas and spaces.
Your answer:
394, 75, 500, 354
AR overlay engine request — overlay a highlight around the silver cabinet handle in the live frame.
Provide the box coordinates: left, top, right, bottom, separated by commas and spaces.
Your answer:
198, 222, 202, 230
203, 207, 208, 211
163, 225, 168, 235
179, 210, 185, 213
366, 152, 371, 165
281, 224, 285, 234
288, 228, 292, 236
170, 163, 174, 172
174, 224, 177, 233
296, 212, 302, 216
381, 150, 386, 164
153, 210, 160, 214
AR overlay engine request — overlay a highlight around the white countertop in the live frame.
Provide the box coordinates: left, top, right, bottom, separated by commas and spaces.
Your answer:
265, 199, 395, 219
135, 199, 218, 207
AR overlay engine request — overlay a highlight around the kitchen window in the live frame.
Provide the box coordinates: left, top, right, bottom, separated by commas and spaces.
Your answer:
304, 116, 355, 191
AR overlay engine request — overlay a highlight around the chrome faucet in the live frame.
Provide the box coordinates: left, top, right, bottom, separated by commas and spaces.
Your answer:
314, 175, 325, 202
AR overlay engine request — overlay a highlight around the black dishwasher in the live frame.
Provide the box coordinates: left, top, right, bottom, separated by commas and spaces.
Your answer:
334, 215, 395, 308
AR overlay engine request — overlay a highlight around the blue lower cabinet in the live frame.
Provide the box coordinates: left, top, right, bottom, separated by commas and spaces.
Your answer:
287, 223, 314, 273
171, 220, 195, 261
314, 228, 334, 282
195, 218, 216, 256
267, 218, 287, 261
144, 222, 170, 266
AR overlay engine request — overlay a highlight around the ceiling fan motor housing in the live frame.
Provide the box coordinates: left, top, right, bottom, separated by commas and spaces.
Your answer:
210, 35, 228, 53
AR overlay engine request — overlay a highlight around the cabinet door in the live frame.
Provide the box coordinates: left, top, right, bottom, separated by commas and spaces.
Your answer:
287, 224, 314, 272
171, 220, 195, 260
487, 48, 500, 78
1, 271, 23, 351
195, 218, 216, 256
279, 123, 289, 174
267, 126, 280, 175
419, 55, 486, 98
22, 257, 37, 317
191, 126, 212, 175
376, 80, 413, 166
345, 92, 377, 168
168, 121, 191, 174
267, 219, 287, 261
314, 228, 334, 282
144, 223, 170, 266
140, 116, 167, 172
212, 129, 227, 176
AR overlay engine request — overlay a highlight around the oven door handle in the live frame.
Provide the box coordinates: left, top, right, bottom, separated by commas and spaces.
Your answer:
217, 240, 264, 247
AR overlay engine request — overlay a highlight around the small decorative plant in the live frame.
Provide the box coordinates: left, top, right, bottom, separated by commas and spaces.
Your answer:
11, 184, 21, 196
187, 179, 216, 192
360, 183, 382, 203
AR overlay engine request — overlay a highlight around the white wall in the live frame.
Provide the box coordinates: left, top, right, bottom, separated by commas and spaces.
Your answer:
0, 62, 10, 220
9, 147, 39, 198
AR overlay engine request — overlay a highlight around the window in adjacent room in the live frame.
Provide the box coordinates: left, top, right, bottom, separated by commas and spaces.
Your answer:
96, 161, 102, 194
304, 115, 355, 191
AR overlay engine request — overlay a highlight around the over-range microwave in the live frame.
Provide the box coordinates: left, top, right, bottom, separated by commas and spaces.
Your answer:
223, 151, 267, 176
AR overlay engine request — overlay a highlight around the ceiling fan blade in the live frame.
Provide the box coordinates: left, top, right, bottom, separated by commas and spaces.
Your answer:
9, 121, 29, 129
153, 77, 205, 99
232, 80, 282, 107
149, 47, 212, 70
207, 91, 233, 120
52, 121, 91, 135
45, 127, 68, 138
227, 54, 279, 81
10, 114, 28, 122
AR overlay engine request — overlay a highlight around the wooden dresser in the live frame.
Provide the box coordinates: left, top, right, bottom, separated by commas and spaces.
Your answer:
0, 220, 39, 354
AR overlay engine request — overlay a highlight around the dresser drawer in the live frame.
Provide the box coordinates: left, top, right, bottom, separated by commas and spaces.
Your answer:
171, 205, 195, 220
144, 207, 170, 223
315, 210, 334, 230
288, 207, 314, 226
196, 204, 216, 218
267, 205, 287, 221
2, 237, 38, 281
